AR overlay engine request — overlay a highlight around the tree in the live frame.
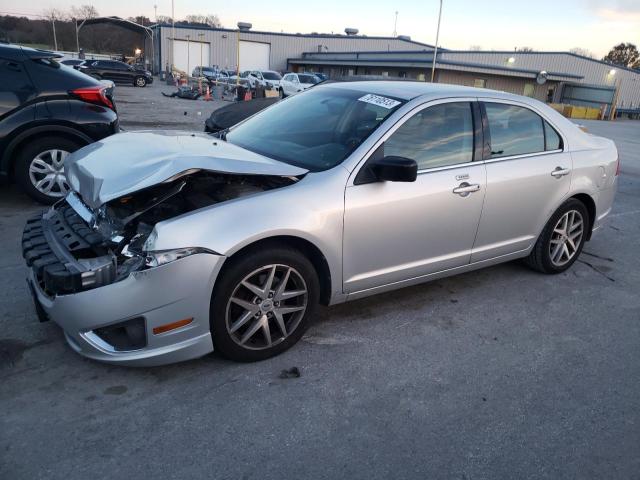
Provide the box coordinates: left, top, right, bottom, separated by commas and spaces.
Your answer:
70, 5, 99, 20
603, 43, 639, 69
517, 46, 534, 52
469, 45, 482, 51
128, 16, 152, 26
182, 14, 221, 27
156, 15, 173, 24
570, 47, 595, 59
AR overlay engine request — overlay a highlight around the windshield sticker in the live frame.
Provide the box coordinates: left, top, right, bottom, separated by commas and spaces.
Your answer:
358, 94, 401, 109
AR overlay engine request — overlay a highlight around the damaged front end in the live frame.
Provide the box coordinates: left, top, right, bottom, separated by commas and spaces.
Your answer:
23, 170, 298, 296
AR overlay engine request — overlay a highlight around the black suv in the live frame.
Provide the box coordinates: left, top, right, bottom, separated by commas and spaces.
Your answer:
0, 44, 119, 203
79, 59, 153, 87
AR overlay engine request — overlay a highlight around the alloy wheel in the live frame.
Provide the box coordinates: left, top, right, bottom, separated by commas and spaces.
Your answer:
549, 209, 584, 267
225, 264, 308, 350
28, 149, 70, 198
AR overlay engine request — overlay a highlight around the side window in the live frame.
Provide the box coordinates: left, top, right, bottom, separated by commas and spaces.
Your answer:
0, 59, 33, 115
384, 102, 474, 170
544, 121, 562, 151
484, 103, 544, 158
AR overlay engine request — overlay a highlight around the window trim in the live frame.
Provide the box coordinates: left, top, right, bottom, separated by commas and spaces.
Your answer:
350, 97, 481, 185
479, 100, 566, 161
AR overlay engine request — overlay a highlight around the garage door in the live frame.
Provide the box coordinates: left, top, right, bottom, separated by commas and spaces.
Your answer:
239, 41, 270, 71
172, 40, 210, 74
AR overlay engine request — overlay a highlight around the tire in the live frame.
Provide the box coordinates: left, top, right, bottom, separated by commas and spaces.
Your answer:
524, 198, 590, 274
210, 246, 320, 362
14, 136, 84, 204
134, 76, 147, 87
279, 88, 286, 98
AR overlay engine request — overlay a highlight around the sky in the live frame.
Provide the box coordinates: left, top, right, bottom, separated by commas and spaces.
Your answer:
1, 0, 639, 57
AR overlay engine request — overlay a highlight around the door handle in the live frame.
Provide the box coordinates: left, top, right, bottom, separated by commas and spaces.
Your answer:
452, 182, 481, 197
551, 167, 570, 178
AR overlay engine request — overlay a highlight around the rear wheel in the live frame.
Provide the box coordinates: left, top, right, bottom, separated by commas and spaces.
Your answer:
15, 136, 83, 204
210, 246, 319, 362
524, 199, 589, 274
134, 76, 147, 87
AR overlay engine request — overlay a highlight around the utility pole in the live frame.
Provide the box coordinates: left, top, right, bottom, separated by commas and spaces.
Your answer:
154, 4, 158, 23
430, 0, 443, 83
171, 0, 175, 71
393, 11, 398, 37
186, 34, 190, 76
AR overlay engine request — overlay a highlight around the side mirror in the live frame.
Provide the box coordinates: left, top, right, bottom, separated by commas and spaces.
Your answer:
370, 156, 417, 182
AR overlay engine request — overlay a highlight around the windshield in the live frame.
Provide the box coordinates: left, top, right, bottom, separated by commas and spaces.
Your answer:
225, 87, 405, 171
262, 71, 282, 80
298, 74, 319, 84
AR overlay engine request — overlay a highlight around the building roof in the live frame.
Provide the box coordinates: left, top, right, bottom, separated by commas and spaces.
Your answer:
151, 24, 434, 48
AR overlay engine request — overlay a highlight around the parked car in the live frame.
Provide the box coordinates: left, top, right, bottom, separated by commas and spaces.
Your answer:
192, 66, 217, 80
0, 44, 118, 203
239, 70, 283, 89
78, 59, 153, 87
23, 82, 618, 366
280, 72, 320, 96
204, 97, 279, 133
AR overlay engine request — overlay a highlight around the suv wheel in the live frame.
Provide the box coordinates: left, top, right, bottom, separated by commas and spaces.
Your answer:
134, 76, 147, 87
210, 246, 319, 362
524, 198, 589, 274
15, 136, 83, 204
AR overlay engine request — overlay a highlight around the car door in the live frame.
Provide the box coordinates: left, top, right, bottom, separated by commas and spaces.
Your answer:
343, 99, 487, 293
281, 74, 293, 95
471, 100, 571, 262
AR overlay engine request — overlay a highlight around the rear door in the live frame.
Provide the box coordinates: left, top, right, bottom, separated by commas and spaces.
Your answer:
471, 100, 571, 262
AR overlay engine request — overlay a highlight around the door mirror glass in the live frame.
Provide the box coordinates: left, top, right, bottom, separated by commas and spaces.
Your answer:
371, 156, 417, 182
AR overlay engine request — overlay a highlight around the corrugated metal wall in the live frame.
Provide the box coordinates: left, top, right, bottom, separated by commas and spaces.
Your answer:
437, 70, 556, 102
156, 26, 429, 73
440, 51, 640, 109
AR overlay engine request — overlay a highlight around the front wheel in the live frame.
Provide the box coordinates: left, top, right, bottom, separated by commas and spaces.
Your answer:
524, 199, 590, 274
134, 76, 147, 87
210, 246, 319, 362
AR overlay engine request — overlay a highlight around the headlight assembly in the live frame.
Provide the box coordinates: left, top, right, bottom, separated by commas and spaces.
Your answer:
145, 247, 216, 267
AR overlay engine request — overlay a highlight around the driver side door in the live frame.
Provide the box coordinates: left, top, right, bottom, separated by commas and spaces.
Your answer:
343, 99, 487, 293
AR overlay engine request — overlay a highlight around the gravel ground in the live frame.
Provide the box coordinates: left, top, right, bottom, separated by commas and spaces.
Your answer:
0, 103, 639, 479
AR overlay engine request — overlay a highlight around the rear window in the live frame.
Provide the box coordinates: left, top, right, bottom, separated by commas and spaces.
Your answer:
298, 74, 319, 84
262, 71, 282, 80
484, 103, 545, 158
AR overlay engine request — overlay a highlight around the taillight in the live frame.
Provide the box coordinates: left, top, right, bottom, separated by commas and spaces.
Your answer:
615, 156, 620, 176
70, 85, 114, 110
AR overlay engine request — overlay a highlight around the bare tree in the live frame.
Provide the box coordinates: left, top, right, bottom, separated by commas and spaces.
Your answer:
468, 45, 482, 51
156, 15, 173, 24
569, 47, 595, 59
183, 14, 221, 27
517, 46, 534, 52
42, 8, 64, 50
70, 5, 99, 20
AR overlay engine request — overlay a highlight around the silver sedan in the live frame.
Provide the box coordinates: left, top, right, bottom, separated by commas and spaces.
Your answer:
23, 81, 618, 366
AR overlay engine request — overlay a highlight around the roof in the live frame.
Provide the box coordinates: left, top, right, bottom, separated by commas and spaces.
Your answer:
151, 24, 433, 47
317, 80, 522, 101
79, 17, 152, 35
0, 43, 62, 61
289, 55, 582, 81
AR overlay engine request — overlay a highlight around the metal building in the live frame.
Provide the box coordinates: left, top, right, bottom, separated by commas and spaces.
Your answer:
150, 24, 431, 75
289, 49, 640, 114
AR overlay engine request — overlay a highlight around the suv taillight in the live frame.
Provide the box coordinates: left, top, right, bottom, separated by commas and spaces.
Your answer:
70, 85, 114, 110
615, 156, 620, 176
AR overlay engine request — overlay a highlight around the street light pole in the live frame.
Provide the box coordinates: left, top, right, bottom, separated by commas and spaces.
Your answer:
430, 0, 443, 83
393, 11, 398, 37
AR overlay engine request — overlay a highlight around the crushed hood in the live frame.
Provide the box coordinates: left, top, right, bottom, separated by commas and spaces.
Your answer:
65, 130, 308, 208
